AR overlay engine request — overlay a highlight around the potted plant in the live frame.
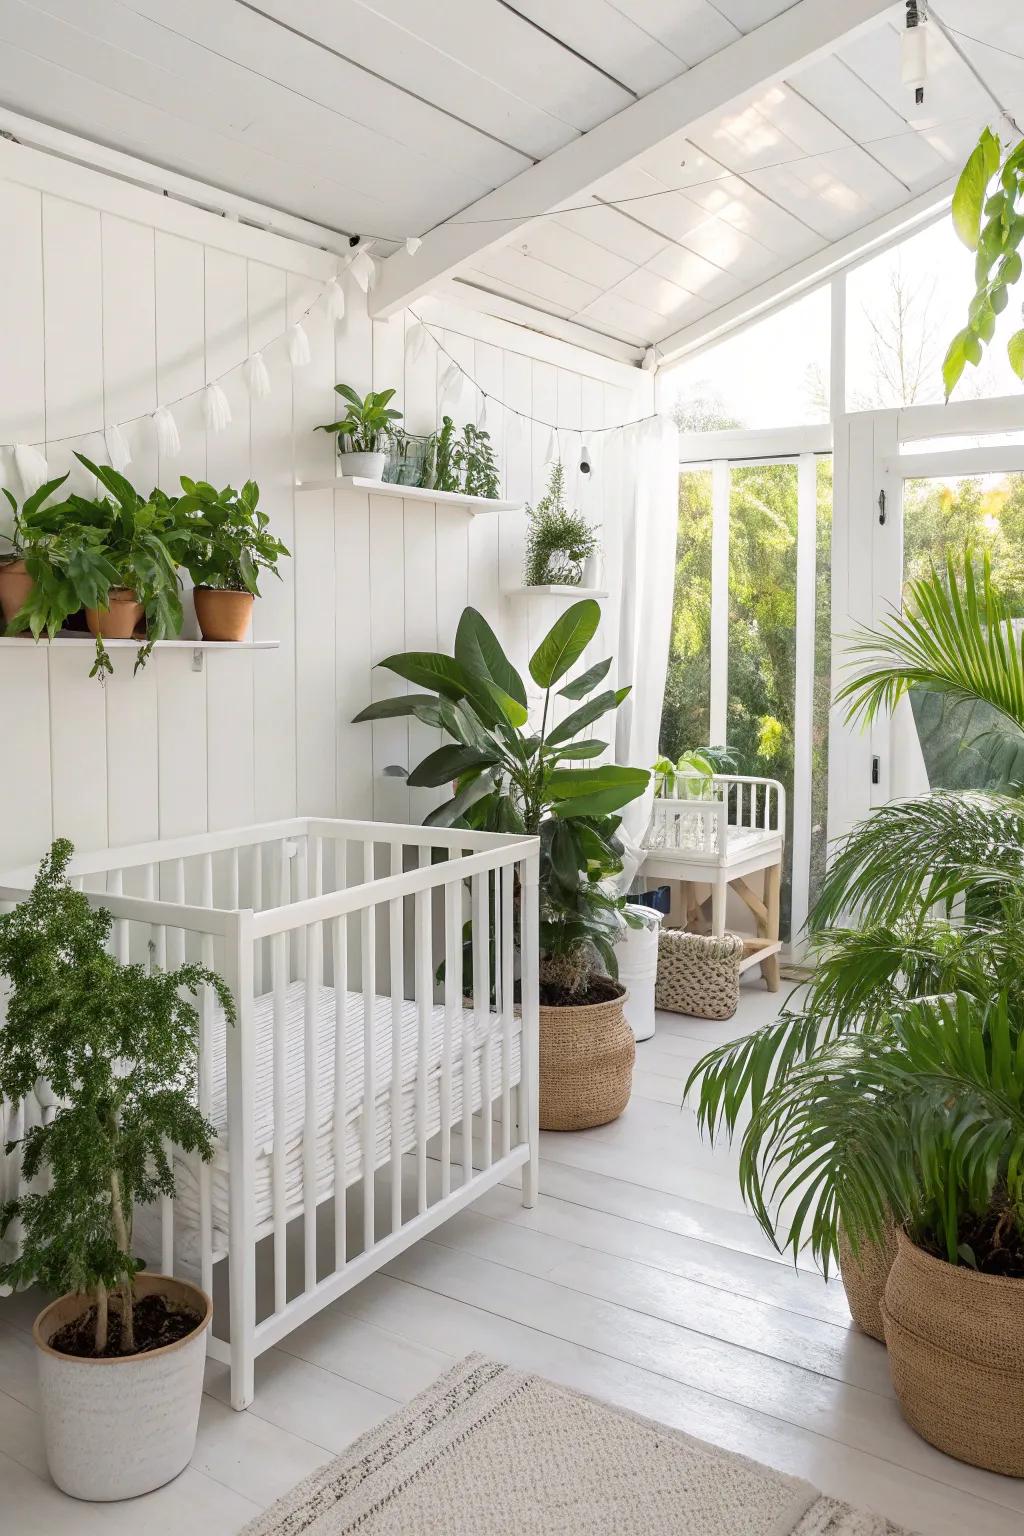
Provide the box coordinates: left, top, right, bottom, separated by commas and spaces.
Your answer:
6, 454, 188, 679
454, 423, 501, 499
0, 839, 235, 1501
0, 474, 70, 626
176, 476, 289, 641
315, 384, 403, 480
353, 599, 649, 1130
523, 463, 598, 586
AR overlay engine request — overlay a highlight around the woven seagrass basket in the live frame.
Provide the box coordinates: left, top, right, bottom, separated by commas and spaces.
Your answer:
654, 930, 743, 1020
882, 1230, 1024, 1475
539, 985, 634, 1132
838, 1221, 899, 1343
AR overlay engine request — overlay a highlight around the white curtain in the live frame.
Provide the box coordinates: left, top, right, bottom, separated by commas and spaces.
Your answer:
614, 415, 678, 841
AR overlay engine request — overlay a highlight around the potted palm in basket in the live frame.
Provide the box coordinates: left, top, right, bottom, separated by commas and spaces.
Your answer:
354, 599, 650, 1129
176, 475, 289, 641
0, 839, 234, 1500
685, 551, 1024, 1473
315, 383, 403, 480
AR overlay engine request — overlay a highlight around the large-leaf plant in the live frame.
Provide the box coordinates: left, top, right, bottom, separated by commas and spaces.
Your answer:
945, 126, 1024, 397
175, 476, 289, 594
354, 600, 650, 1000
315, 384, 403, 453
685, 551, 1024, 1278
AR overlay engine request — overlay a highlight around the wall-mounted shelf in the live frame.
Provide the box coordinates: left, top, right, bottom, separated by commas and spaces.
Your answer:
503, 585, 609, 600
295, 476, 521, 514
0, 636, 279, 673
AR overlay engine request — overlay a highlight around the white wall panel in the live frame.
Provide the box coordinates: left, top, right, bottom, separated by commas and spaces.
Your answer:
0, 156, 644, 877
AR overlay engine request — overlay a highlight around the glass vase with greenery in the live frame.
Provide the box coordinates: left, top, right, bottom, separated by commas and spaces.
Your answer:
523, 463, 598, 587
685, 551, 1024, 1279
353, 599, 649, 1002
0, 839, 234, 1353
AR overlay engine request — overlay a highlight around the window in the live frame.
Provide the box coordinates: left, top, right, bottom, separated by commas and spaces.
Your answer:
847, 220, 1023, 410
663, 287, 830, 431
659, 468, 712, 760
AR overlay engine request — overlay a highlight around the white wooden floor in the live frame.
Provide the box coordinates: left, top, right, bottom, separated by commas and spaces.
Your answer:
2, 980, 1023, 1534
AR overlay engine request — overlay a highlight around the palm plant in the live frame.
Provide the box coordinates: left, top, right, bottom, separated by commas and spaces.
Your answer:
685, 549, 1024, 1276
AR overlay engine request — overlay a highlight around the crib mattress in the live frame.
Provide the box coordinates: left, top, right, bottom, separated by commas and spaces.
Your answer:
643, 823, 780, 863
171, 981, 522, 1247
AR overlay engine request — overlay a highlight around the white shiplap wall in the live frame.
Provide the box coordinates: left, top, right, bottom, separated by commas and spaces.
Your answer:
0, 142, 649, 871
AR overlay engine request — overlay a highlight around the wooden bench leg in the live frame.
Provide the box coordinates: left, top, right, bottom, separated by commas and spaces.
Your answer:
711, 873, 728, 938
760, 862, 781, 992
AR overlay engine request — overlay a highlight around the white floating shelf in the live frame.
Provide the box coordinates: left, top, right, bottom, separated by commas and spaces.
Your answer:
503, 585, 609, 599
295, 476, 521, 514
0, 637, 279, 650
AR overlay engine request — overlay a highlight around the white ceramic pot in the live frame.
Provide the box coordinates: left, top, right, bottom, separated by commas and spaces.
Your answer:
614, 903, 663, 1042
33, 1272, 211, 1501
583, 551, 605, 590
338, 450, 387, 481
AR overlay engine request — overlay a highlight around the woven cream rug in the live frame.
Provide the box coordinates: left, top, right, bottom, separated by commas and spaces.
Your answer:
241, 1354, 909, 1536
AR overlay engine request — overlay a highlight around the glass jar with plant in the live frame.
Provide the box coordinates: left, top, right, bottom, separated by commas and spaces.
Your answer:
0, 838, 235, 1500
315, 384, 403, 481
0, 473, 70, 628
354, 598, 649, 1129
175, 476, 289, 642
454, 423, 501, 499
523, 462, 598, 587
651, 745, 739, 799
7, 453, 188, 679
685, 551, 1024, 1473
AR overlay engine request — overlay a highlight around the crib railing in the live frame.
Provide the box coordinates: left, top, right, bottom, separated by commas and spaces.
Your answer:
0, 817, 540, 1410
648, 774, 786, 857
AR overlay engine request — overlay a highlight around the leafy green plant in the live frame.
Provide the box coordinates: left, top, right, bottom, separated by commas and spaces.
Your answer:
1, 474, 70, 562
652, 745, 739, 798
353, 601, 649, 1000
523, 463, 598, 587
0, 840, 234, 1352
944, 127, 1024, 398
315, 384, 403, 453
175, 477, 289, 594
432, 416, 459, 493
8, 454, 189, 678
685, 551, 1024, 1277
454, 423, 501, 499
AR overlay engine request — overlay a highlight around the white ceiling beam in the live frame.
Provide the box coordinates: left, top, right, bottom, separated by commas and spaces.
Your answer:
369, 0, 901, 318
654, 178, 953, 367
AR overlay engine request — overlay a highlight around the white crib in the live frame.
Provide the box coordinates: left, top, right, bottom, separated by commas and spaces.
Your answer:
0, 817, 540, 1409
642, 775, 785, 989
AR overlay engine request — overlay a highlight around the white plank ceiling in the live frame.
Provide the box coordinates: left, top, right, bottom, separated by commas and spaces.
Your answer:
0, 0, 1017, 351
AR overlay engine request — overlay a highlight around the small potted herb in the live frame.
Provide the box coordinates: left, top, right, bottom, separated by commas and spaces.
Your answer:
0, 473, 70, 627
6, 454, 188, 679
176, 477, 289, 641
523, 463, 598, 586
315, 384, 403, 480
0, 840, 234, 1501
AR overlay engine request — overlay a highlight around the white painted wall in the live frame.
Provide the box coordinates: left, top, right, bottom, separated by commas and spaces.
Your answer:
0, 141, 650, 871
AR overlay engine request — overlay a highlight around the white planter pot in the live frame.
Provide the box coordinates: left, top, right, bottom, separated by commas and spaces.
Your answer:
614, 904, 663, 1042
33, 1272, 211, 1501
338, 450, 386, 481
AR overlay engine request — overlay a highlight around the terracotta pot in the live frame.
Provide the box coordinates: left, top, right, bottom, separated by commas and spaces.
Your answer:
882, 1230, 1024, 1476
85, 589, 144, 640
0, 558, 33, 626
539, 983, 635, 1131
33, 1272, 212, 1501
193, 586, 254, 642
838, 1220, 899, 1343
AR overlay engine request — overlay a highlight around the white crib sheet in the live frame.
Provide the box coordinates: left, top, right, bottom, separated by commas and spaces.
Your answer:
170, 981, 522, 1248
645, 821, 778, 860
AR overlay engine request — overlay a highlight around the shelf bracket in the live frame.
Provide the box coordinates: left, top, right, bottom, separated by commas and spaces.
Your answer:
191, 648, 204, 674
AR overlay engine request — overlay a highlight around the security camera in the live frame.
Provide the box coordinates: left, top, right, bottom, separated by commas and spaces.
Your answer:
580, 442, 592, 476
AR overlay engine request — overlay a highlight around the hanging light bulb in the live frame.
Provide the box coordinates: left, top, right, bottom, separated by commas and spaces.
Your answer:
405, 236, 423, 256
902, 1, 927, 106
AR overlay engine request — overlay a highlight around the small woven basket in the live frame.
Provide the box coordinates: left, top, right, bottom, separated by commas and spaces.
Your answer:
654, 931, 743, 1020
838, 1221, 899, 1343
539, 987, 634, 1132
882, 1230, 1024, 1475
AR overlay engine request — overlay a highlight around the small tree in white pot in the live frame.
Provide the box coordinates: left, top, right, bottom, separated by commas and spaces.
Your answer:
0, 839, 234, 1502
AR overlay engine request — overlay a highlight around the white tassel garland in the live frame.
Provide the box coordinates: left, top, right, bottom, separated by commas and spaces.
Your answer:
477, 393, 488, 431
406, 321, 428, 362
287, 322, 311, 367
245, 351, 272, 399
202, 383, 232, 433
405, 236, 423, 256
440, 361, 461, 404
325, 276, 346, 323
153, 406, 181, 458
350, 249, 375, 293
545, 427, 558, 463
104, 424, 131, 472
14, 444, 48, 495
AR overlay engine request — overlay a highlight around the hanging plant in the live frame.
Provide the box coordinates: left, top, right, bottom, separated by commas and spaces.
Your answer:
944, 126, 1024, 398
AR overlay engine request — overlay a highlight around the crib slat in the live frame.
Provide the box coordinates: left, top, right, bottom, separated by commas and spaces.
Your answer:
388, 876, 403, 1236
414, 885, 431, 1215
441, 880, 459, 1198
199, 855, 215, 1296
501, 862, 514, 1159
228, 846, 240, 910
332, 915, 348, 1270
361, 841, 376, 1251
473, 874, 492, 1171
303, 918, 319, 1293
170, 859, 186, 969
272, 930, 288, 1313
462, 857, 474, 1188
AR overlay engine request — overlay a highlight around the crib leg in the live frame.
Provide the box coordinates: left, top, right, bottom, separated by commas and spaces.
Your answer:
230, 1333, 255, 1411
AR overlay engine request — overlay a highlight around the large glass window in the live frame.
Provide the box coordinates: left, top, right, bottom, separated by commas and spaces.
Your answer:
659, 468, 712, 761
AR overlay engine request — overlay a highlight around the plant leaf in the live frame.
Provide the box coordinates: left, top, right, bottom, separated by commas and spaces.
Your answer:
1009, 329, 1024, 381
529, 599, 601, 689
546, 686, 631, 746
558, 656, 612, 700
454, 606, 527, 706
407, 744, 499, 788
351, 693, 443, 723
952, 127, 1001, 249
